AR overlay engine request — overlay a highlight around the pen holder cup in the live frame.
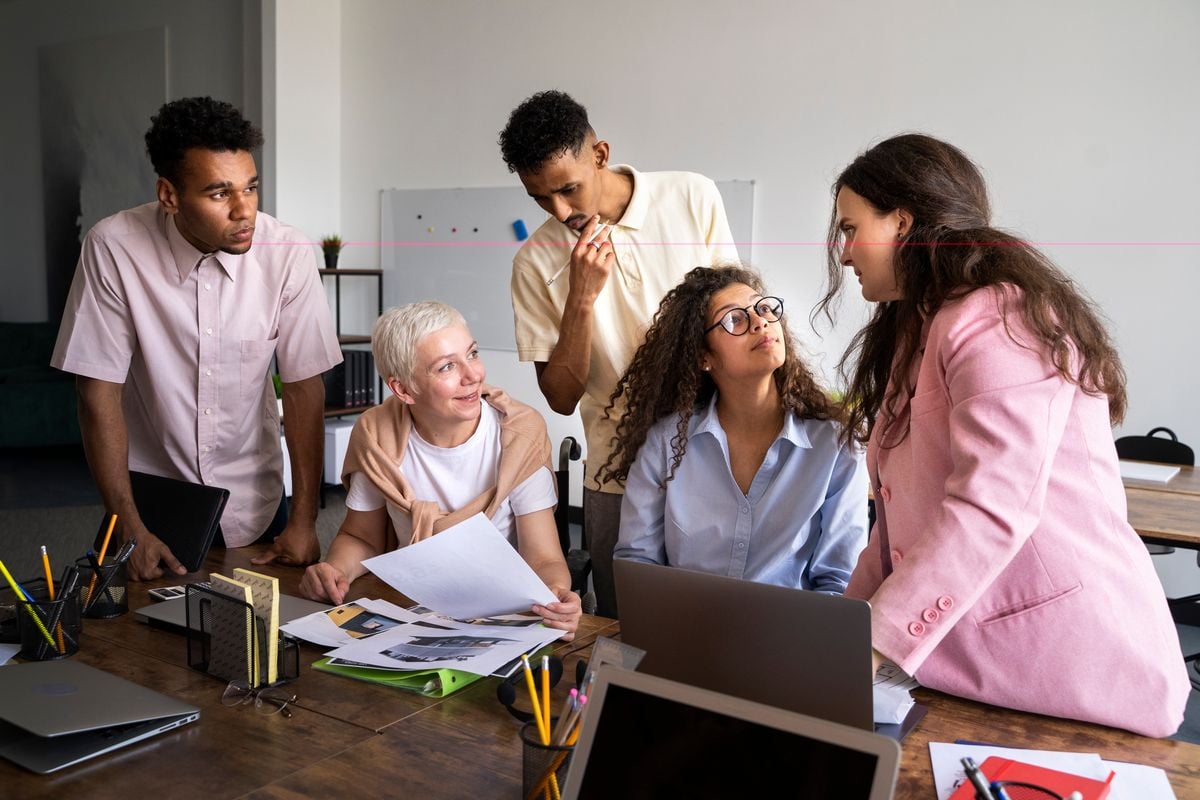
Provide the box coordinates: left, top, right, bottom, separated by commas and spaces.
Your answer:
0, 577, 49, 644
520, 719, 574, 800
17, 585, 82, 660
76, 556, 129, 619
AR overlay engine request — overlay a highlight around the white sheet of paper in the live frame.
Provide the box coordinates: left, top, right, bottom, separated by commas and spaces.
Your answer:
872, 662, 918, 724
362, 512, 556, 619
325, 620, 561, 676
0, 643, 19, 665
1120, 460, 1181, 483
929, 742, 1174, 800
280, 599, 425, 647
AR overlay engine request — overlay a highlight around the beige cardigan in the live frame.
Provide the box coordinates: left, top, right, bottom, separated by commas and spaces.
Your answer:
338, 385, 554, 552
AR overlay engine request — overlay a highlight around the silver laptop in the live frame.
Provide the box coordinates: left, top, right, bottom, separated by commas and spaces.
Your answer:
614, 560, 927, 740
561, 665, 900, 800
135, 589, 331, 632
0, 660, 199, 774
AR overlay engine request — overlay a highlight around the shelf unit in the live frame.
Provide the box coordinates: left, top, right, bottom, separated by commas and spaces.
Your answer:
319, 268, 383, 416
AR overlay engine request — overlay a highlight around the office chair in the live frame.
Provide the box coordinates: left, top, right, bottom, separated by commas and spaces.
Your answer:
554, 436, 594, 612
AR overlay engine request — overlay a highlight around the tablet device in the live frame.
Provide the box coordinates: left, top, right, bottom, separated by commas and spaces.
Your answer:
92, 471, 230, 572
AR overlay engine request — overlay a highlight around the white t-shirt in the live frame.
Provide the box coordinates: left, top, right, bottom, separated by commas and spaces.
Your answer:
345, 401, 557, 547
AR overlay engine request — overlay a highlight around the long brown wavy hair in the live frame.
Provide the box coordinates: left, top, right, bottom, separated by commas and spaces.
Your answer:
598, 265, 841, 486
815, 133, 1126, 448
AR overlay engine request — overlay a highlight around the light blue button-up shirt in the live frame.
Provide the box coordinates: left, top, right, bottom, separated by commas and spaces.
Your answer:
615, 394, 869, 593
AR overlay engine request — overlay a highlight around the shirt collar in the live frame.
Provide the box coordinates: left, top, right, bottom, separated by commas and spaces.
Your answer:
162, 208, 241, 283
609, 164, 646, 231
691, 392, 813, 450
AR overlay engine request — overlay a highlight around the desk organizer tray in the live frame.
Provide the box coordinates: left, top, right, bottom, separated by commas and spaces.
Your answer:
185, 583, 298, 687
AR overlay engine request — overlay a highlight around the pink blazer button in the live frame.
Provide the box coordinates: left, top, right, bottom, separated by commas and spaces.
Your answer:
880, 486, 893, 503
922, 608, 940, 623
937, 595, 954, 611
890, 549, 903, 563
908, 621, 925, 636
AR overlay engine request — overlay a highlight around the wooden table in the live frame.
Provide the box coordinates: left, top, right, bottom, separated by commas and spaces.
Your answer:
1124, 462, 1200, 497
5, 544, 1199, 798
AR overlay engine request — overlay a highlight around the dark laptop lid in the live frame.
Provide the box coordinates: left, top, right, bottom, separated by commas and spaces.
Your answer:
614, 560, 875, 731
92, 471, 229, 573
561, 666, 899, 800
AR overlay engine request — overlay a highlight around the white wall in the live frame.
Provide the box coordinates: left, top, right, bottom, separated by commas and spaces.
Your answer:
319, 0, 1200, 518
0, 0, 253, 322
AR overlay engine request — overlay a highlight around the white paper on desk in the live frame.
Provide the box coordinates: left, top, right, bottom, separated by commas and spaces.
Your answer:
930, 743, 1111, 800
0, 643, 19, 665
873, 662, 918, 724
324, 619, 562, 676
1103, 759, 1177, 799
361, 512, 556, 619
280, 599, 424, 647
1120, 460, 1181, 483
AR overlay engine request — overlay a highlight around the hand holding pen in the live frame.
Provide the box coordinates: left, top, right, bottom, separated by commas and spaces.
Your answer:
547, 216, 613, 297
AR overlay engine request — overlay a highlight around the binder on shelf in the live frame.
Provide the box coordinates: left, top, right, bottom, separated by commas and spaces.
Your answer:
185, 583, 298, 688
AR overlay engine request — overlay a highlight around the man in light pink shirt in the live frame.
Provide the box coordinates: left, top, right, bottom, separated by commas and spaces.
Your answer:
52, 97, 342, 580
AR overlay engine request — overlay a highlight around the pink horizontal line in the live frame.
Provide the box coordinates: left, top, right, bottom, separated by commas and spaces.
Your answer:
263, 240, 1200, 248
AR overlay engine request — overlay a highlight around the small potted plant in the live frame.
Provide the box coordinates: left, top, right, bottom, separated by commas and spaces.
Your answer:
321, 234, 343, 269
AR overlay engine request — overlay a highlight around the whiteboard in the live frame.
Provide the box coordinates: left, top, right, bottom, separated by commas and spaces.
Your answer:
380, 180, 754, 351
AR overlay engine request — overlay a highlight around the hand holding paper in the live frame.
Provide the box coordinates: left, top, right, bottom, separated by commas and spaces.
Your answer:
362, 513, 556, 619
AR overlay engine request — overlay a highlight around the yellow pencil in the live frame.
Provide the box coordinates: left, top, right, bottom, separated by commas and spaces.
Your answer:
41, 546, 65, 653
86, 513, 118, 606
541, 655, 551, 734
521, 655, 549, 745
0, 558, 56, 648
41, 546, 55, 600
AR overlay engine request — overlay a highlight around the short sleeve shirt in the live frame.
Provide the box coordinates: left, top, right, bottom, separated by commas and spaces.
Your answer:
51, 202, 343, 546
510, 166, 739, 493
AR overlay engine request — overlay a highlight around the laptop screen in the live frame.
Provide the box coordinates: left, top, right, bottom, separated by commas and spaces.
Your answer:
562, 667, 899, 800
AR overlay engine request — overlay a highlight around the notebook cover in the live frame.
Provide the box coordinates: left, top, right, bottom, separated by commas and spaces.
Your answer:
93, 472, 229, 573
948, 755, 1115, 800
312, 658, 483, 697
232, 568, 280, 685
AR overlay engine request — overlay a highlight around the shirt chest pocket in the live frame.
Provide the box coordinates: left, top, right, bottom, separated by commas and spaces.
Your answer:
240, 337, 279, 400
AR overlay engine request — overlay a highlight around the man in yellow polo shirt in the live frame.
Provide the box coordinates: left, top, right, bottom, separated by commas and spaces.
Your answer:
500, 90, 738, 617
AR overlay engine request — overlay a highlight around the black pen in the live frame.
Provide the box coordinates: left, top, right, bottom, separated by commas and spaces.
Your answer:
961, 757, 997, 800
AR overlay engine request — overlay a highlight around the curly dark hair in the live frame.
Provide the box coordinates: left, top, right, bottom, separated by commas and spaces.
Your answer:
598, 265, 843, 487
815, 133, 1126, 448
144, 96, 264, 187
498, 90, 594, 174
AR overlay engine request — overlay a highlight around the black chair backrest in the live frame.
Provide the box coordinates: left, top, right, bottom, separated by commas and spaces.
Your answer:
1114, 427, 1195, 467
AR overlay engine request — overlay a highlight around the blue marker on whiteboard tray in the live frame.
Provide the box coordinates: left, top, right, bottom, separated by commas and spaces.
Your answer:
512, 219, 529, 241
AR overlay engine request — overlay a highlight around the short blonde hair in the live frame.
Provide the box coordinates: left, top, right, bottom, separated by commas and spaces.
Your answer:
372, 301, 467, 386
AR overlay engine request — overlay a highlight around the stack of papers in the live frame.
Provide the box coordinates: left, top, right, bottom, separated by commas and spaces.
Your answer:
282, 597, 562, 680
873, 662, 918, 724
1120, 460, 1181, 483
281, 513, 568, 695
929, 742, 1176, 800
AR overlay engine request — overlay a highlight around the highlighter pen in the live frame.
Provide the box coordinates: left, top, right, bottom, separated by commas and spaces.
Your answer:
545, 222, 610, 286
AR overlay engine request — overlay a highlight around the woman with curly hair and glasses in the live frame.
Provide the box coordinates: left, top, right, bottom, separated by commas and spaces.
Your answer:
599, 265, 868, 597
821, 133, 1188, 737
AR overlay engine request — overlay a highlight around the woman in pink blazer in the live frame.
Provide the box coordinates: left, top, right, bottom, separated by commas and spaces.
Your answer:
819, 133, 1189, 737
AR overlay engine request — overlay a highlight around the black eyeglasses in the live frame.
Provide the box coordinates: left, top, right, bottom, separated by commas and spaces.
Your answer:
221, 681, 296, 718
704, 296, 784, 336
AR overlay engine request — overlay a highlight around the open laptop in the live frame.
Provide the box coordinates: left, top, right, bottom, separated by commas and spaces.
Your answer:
135, 589, 331, 632
0, 660, 199, 774
614, 560, 927, 740
560, 665, 900, 800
